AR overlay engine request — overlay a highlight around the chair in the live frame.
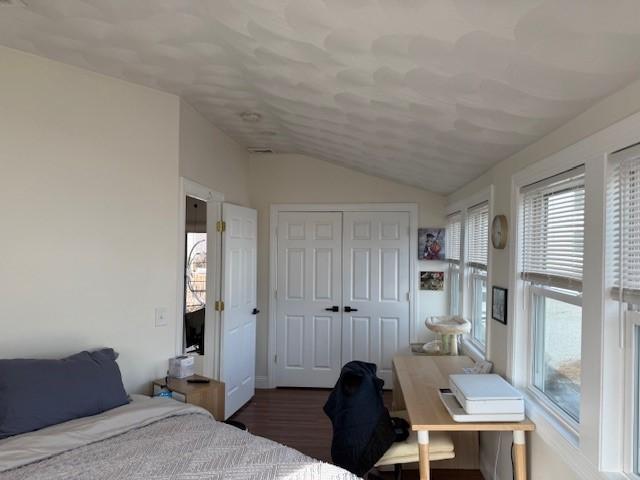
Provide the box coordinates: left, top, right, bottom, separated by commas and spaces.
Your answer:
372, 411, 455, 480
324, 361, 455, 479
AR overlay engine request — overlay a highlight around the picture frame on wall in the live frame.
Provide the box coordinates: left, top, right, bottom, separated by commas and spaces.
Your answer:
492, 286, 508, 325
418, 228, 445, 260
420, 271, 444, 291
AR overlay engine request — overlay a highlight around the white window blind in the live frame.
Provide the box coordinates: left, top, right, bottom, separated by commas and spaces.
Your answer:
446, 212, 462, 264
610, 143, 640, 304
521, 165, 585, 291
466, 202, 488, 269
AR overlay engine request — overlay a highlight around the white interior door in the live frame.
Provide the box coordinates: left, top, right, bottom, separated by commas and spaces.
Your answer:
341, 211, 410, 387
221, 203, 257, 418
276, 212, 343, 387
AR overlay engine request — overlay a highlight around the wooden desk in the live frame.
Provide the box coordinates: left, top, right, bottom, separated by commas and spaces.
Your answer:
392, 355, 535, 480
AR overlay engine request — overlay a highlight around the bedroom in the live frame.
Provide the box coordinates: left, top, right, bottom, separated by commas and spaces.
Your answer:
1, 1, 640, 479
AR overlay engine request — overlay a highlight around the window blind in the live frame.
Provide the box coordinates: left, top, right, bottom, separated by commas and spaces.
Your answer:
610, 143, 640, 304
445, 211, 462, 264
521, 165, 585, 291
466, 202, 488, 269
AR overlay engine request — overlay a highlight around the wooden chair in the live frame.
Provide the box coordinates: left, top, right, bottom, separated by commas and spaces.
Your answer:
371, 411, 455, 480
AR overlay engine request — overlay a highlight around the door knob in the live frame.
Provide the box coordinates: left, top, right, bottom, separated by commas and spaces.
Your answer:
325, 306, 340, 312
344, 306, 358, 312
252, 308, 260, 315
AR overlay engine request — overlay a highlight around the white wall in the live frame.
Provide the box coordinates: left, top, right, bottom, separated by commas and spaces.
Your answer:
449, 77, 640, 480
248, 153, 447, 381
0, 46, 443, 396
0, 47, 181, 393
179, 100, 251, 207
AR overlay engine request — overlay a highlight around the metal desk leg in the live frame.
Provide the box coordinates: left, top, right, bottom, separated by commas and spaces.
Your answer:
418, 430, 430, 480
513, 431, 527, 480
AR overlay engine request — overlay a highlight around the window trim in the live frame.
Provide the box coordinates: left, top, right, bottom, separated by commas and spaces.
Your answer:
624, 312, 640, 478
447, 186, 493, 359
445, 211, 463, 316
527, 285, 583, 433
508, 148, 617, 477
512, 162, 588, 436
469, 266, 488, 349
448, 263, 461, 316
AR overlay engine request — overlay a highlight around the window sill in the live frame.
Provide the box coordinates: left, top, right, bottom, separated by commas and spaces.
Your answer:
523, 390, 578, 446
521, 390, 614, 480
461, 337, 485, 363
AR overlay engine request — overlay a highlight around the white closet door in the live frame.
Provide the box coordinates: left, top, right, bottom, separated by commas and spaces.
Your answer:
342, 211, 410, 387
221, 203, 257, 418
276, 212, 343, 387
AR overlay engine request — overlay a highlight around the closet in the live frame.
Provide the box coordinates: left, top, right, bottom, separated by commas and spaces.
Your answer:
274, 209, 411, 387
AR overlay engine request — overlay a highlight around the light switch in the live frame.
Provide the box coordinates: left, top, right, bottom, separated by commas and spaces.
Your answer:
155, 307, 168, 327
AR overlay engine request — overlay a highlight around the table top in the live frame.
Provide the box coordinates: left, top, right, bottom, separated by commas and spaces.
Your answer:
393, 355, 535, 432
152, 374, 224, 394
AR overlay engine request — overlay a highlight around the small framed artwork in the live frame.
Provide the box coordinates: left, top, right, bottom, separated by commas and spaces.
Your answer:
418, 228, 445, 260
420, 271, 444, 291
492, 286, 508, 325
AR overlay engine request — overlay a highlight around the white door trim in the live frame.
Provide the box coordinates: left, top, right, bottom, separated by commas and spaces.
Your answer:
267, 203, 419, 389
176, 177, 224, 378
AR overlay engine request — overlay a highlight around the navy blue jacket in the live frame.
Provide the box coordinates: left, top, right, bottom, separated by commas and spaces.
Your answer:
323, 361, 395, 476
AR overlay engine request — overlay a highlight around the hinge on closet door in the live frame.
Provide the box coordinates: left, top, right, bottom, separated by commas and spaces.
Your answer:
274, 354, 278, 364
214, 300, 225, 311
216, 220, 226, 232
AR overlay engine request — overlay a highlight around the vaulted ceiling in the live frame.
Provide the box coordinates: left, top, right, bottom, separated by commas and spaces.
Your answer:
2, 0, 640, 193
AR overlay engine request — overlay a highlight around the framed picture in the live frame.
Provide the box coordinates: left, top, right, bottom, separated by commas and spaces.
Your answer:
420, 271, 444, 291
492, 286, 508, 325
418, 228, 445, 260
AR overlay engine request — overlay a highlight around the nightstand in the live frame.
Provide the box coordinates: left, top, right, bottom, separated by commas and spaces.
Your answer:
153, 374, 225, 421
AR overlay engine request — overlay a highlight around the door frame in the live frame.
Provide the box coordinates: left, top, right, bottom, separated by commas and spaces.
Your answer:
267, 203, 419, 389
176, 177, 224, 378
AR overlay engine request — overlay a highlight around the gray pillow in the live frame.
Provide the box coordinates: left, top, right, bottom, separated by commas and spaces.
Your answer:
0, 348, 129, 439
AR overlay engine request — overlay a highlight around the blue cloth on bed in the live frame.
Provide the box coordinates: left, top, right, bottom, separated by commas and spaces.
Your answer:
0, 348, 128, 439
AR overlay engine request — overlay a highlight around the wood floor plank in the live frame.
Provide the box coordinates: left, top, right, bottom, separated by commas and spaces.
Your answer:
230, 388, 484, 480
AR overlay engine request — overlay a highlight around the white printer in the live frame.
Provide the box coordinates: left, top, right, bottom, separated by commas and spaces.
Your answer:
439, 374, 525, 422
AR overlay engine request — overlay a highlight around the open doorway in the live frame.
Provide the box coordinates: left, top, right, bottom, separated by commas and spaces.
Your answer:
177, 179, 224, 379
183, 196, 207, 356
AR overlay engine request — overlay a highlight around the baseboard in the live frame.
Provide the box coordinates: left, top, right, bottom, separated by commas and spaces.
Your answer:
255, 376, 270, 389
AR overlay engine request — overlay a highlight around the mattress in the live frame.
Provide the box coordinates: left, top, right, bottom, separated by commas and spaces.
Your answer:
0, 395, 359, 480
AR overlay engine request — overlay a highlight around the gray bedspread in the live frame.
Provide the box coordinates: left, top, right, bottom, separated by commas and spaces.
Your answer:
0, 395, 359, 480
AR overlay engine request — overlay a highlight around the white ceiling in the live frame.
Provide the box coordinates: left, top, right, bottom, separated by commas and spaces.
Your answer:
2, 1, 640, 193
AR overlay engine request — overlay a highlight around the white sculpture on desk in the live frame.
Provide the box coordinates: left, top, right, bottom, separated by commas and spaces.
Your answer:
425, 316, 471, 355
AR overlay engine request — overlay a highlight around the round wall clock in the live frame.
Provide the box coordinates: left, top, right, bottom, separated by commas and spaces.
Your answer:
491, 214, 508, 249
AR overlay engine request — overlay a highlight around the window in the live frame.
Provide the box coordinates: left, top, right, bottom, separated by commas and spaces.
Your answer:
609, 143, 640, 475
466, 202, 489, 347
446, 212, 462, 315
521, 166, 585, 425
633, 323, 640, 476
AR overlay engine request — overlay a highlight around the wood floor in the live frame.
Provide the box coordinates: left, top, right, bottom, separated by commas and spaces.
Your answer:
230, 388, 484, 480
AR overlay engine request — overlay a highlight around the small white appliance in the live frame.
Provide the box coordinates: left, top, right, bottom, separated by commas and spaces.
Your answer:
168, 355, 195, 379
439, 374, 525, 422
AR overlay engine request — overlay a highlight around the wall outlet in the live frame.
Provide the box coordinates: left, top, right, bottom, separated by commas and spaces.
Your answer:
155, 307, 168, 327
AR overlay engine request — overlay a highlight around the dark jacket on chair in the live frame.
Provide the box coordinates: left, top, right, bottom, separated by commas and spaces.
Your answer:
323, 361, 396, 476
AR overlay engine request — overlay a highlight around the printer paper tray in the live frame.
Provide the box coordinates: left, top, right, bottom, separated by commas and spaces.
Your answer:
439, 391, 525, 422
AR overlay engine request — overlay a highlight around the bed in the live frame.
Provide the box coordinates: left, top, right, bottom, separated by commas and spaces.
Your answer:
0, 395, 360, 480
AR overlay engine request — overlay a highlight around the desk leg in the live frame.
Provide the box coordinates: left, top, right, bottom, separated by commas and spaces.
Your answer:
513, 431, 527, 480
418, 430, 430, 480
391, 363, 405, 411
